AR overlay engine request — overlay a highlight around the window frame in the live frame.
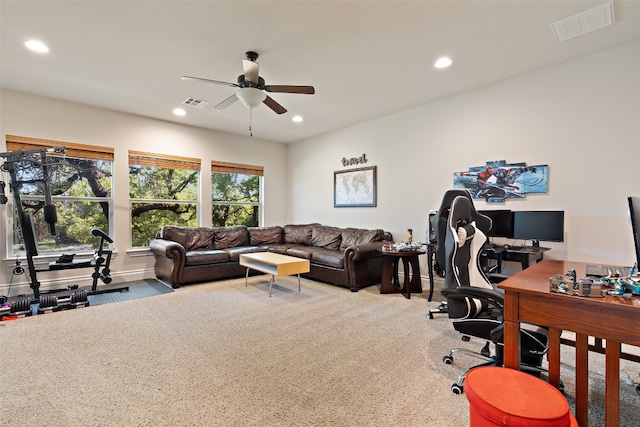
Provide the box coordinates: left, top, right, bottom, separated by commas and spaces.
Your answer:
4, 135, 114, 257
211, 160, 263, 227
128, 150, 201, 248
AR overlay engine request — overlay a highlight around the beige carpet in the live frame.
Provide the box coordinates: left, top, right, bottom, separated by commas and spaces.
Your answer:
0, 276, 638, 426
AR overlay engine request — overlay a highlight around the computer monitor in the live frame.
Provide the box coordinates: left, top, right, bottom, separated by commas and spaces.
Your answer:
478, 210, 513, 238
512, 210, 564, 247
628, 196, 640, 268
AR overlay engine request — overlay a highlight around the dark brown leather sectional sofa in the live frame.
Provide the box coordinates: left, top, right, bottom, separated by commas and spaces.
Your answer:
149, 223, 393, 292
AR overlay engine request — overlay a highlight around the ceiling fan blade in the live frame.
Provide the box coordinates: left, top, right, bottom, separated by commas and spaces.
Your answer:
263, 96, 287, 114
181, 76, 237, 87
243, 60, 260, 84
264, 85, 315, 95
215, 93, 239, 109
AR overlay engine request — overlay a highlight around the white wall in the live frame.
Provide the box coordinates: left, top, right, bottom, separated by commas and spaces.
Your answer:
288, 40, 640, 275
2, 40, 639, 294
0, 90, 288, 293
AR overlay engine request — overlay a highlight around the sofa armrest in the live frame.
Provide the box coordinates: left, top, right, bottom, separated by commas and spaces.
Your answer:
343, 241, 385, 291
149, 239, 187, 286
149, 238, 186, 261
344, 241, 384, 261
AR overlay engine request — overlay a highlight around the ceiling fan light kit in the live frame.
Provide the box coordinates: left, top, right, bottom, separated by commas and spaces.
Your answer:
236, 87, 267, 109
181, 51, 315, 135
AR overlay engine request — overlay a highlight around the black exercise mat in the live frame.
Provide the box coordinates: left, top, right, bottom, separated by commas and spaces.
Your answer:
2, 279, 174, 318
88, 279, 174, 306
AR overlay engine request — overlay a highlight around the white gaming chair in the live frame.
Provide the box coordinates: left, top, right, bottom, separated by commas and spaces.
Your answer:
440, 194, 548, 394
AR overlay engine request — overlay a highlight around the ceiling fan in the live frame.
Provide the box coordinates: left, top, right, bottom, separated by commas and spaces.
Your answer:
181, 51, 315, 115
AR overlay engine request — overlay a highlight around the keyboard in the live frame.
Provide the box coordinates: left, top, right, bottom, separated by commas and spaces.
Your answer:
585, 264, 632, 277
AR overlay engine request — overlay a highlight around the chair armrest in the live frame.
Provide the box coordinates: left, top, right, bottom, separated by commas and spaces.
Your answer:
441, 286, 504, 310
487, 273, 510, 283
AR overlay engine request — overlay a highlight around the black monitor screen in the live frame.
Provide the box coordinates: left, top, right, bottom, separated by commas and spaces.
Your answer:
512, 211, 564, 244
478, 210, 513, 238
628, 196, 640, 267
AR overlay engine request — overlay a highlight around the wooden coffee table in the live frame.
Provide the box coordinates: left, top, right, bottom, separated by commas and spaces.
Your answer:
239, 252, 310, 297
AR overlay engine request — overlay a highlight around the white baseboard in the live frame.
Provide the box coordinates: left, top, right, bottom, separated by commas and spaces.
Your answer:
0, 268, 156, 298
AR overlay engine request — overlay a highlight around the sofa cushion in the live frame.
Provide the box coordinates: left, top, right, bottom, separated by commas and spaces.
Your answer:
265, 244, 290, 255
311, 248, 345, 269
248, 226, 283, 245
213, 226, 249, 249
339, 228, 385, 251
160, 226, 214, 251
283, 223, 318, 245
185, 250, 229, 266
310, 225, 343, 251
285, 245, 314, 259
224, 246, 265, 261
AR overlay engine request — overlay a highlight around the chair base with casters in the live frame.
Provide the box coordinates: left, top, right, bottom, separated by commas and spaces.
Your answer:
427, 301, 448, 319
441, 284, 551, 394
441, 333, 556, 395
443, 338, 498, 395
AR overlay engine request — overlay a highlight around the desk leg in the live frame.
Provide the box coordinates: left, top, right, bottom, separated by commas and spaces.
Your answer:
605, 342, 621, 427
575, 334, 589, 427
502, 291, 520, 369
427, 245, 434, 301
548, 328, 561, 390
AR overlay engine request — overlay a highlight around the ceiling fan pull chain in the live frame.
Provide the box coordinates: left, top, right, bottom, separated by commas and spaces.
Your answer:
249, 107, 253, 137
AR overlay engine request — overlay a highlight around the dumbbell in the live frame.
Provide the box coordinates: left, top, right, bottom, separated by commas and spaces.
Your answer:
37, 294, 59, 314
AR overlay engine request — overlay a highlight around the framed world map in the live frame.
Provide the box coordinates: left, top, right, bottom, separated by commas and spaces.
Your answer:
334, 166, 377, 207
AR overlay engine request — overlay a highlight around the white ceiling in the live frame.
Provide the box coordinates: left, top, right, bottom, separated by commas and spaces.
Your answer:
2, 1, 640, 144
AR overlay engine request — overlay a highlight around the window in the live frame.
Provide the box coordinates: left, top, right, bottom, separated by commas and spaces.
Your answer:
129, 151, 200, 247
4, 135, 114, 256
211, 161, 263, 227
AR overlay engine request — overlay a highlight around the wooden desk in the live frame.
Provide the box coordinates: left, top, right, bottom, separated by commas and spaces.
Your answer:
380, 250, 424, 299
498, 260, 640, 427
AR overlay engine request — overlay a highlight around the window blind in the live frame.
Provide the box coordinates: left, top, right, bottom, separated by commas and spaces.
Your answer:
6, 135, 114, 161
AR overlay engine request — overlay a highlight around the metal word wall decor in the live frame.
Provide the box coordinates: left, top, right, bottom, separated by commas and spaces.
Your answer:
341, 153, 367, 167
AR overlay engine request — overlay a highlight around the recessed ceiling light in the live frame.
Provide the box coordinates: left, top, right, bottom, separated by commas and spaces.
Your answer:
173, 108, 186, 116
25, 40, 49, 53
292, 115, 303, 123
434, 57, 452, 69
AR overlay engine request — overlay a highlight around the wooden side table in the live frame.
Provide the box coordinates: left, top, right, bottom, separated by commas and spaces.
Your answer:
380, 249, 425, 299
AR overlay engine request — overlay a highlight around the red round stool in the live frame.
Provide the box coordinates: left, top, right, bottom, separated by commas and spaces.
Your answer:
465, 366, 578, 427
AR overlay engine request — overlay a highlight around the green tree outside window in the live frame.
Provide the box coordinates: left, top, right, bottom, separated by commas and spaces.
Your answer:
211, 162, 262, 227
129, 152, 200, 247
6, 138, 113, 255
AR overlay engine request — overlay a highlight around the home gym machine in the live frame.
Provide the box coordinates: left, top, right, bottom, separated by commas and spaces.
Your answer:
0, 146, 128, 320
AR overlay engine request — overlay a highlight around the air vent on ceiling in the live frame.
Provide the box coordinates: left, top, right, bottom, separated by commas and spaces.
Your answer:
551, 1, 614, 42
183, 97, 210, 109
